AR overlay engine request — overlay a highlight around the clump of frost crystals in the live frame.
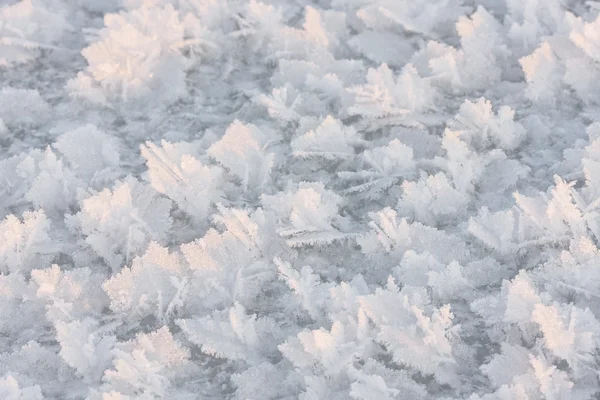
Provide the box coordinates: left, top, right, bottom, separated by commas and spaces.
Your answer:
439, 97, 529, 195
103, 242, 186, 325
448, 98, 526, 152
291, 116, 363, 160
0, 374, 42, 400
208, 120, 274, 195
347, 63, 438, 129
398, 172, 469, 226
88, 327, 193, 399
0, 88, 50, 131
53, 125, 122, 188
0, 0, 69, 66
68, 3, 190, 105
177, 302, 280, 365
0, 210, 58, 275
358, 280, 459, 380
564, 12, 600, 105
411, 6, 508, 93
141, 140, 223, 223
339, 139, 416, 200
520, 42, 564, 106
261, 182, 349, 247
343, 0, 467, 39
67, 178, 172, 271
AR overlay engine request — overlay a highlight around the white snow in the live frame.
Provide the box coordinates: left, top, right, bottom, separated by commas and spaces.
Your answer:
1, 0, 600, 399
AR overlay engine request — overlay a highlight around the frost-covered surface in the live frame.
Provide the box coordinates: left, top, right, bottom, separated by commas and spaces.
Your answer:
2, 0, 600, 398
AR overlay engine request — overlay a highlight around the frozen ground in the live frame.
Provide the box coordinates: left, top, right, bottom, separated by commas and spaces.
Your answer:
1, 0, 600, 399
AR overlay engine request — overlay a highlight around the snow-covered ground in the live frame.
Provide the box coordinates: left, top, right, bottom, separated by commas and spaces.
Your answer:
1, 0, 600, 398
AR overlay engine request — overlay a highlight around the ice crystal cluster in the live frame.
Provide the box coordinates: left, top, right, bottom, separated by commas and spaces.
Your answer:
2, 0, 600, 399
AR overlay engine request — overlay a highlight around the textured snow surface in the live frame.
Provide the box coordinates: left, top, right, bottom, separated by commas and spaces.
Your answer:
2, 0, 600, 398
